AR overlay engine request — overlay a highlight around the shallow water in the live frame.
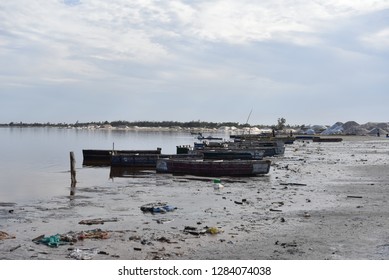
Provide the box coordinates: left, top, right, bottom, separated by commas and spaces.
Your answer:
0, 127, 228, 203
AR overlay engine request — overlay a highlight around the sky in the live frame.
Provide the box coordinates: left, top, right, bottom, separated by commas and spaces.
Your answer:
1, 0, 388, 126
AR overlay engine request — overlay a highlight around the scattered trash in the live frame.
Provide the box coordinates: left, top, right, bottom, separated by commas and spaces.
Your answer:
272, 201, 284, 206
9, 244, 21, 252
275, 240, 298, 248
68, 248, 98, 260
33, 229, 110, 247
34, 234, 66, 248
213, 179, 224, 190
280, 182, 307, 186
77, 229, 109, 240
206, 227, 222, 235
140, 202, 177, 213
234, 199, 249, 205
153, 218, 174, 224
183, 226, 222, 235
0, 231, 15, 240
79, 218, 118, 225
183, 226, 207, 235
156, 236, 171, 243
129, 235, 141, 241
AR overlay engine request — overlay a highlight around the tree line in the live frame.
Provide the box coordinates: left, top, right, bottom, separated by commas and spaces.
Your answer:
1, 118, 302, 129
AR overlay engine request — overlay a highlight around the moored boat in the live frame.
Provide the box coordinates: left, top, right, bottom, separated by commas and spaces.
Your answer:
82, 148, 162, 166
202, 150, 265, 160
111, 154, 160, 167
156, 158, 271, 177
312, 137, 343, 142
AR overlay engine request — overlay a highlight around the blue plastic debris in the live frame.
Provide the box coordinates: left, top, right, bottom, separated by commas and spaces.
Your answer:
140, 202, 177, 213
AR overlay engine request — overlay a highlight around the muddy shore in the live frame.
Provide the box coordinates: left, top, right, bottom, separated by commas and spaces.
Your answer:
1, 136, 388, 260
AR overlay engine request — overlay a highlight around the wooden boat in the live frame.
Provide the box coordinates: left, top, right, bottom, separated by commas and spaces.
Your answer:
231, 134, 295, 145
196, 133, 223, 141
111, 153, 202, 168
82, 148, 162, 166
156, 158, 271, 177
111, 154, 160, 167
312, 137, 343, 142
202, 150, 265, 160
295, 135, 315, 140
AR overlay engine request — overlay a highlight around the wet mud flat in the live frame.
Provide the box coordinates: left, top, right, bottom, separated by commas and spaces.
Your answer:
1, 137, 389, 260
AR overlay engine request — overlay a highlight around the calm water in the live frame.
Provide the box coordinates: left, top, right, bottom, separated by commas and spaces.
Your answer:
0, 127, 229, 203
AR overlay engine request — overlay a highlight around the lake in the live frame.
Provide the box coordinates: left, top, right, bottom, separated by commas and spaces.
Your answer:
0, 127, 229, 203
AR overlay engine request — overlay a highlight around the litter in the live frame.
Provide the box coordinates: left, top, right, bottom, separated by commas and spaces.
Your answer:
140, 202, 177, 213
34, 234, 67, 248
0, 231, 15, 240
183, 226, 223, 235
79, 218, 118, 225
206, 227, 222, 235
33, 229, 110, 247
213, 179, 224, 190
68, 248, 98, 260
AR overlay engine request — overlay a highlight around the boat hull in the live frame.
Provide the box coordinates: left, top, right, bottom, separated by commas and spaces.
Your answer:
156, 158, 271, 177
82, 148, 161, 166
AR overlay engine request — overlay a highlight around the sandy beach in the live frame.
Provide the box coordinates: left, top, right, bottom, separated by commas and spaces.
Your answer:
1, 136, 388, 260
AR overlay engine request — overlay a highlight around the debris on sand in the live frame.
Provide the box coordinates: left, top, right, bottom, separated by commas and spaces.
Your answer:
183, 226, 223, 235
68, 248, 98, 260
79, 217, 119, 225
0, 231, 15, 240
140, 202, 177, 213
33, 229, 110, 247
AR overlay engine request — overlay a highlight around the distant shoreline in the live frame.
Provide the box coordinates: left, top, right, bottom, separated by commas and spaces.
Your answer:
1, 120, 388, 136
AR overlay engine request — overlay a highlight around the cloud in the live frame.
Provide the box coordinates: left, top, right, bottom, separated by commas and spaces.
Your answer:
1, 1, 389, 124
361, 28, 389, 50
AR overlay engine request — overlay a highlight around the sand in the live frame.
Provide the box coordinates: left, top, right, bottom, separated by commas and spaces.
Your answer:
1, 136, 388, 260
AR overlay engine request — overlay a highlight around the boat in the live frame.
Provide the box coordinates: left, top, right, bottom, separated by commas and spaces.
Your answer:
295, 135, 315, 140
312, 137, 343, 142
196, 133, 223, 140
231, 134, 295, 145
201, 150, 265, 160
82, 148, 162, 166
111, 154, 160, 167
111, 153, 202, 168
156, 158, 271, 177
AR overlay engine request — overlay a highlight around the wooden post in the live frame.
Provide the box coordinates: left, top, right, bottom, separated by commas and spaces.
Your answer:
70, 151, 77, 185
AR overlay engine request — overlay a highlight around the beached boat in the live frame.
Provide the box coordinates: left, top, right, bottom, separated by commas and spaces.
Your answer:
312, 137, 343, 142
295, 135, 315, 140
156, 158, 271, 177
82, 148, 162, 166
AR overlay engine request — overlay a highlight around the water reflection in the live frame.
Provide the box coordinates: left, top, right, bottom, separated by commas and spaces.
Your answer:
109, 166, 155, 179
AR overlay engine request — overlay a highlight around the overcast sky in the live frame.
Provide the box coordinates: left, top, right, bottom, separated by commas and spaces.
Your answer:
1, 1, 388, 126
